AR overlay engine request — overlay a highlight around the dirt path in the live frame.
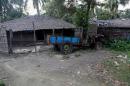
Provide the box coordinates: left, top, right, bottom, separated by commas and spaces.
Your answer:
0, 49, 114, 86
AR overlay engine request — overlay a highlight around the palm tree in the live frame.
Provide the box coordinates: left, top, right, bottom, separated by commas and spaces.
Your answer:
105, 0, 129, 18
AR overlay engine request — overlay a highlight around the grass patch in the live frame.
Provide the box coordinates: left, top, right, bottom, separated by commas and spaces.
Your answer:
103, 57, 130, 86
0, 80, 5, 86
102, 39, 130, 85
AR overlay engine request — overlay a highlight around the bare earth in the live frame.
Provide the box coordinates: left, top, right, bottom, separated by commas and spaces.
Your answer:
0, 47, 115, 86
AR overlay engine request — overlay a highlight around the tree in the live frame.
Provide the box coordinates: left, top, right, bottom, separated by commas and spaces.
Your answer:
104, 0, 129, 19
25, 0, 46, 15
45, 0, 66, 18
10, 0, 24, 12
0, 0, 25, 22
119, 9, 130, 18
33, 0, 40, 15
73, 7, 88, 28
25, 0, 40, 15
45, 0, 76, 23
0, 0, 13, 22
124, 9, 130, 18
83, 0, 96, 27
96, 8, 112, 20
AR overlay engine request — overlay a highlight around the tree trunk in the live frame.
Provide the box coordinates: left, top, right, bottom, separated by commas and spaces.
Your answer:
85, 3, 91, 42
36, 1, 40, 15
37, 6, 40, 16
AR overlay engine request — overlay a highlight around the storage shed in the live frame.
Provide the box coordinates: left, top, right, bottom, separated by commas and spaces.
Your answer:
0, 16, 76, 53
97, 19, 130, 40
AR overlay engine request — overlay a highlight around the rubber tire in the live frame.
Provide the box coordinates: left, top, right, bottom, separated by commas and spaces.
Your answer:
60, 44, 73, 54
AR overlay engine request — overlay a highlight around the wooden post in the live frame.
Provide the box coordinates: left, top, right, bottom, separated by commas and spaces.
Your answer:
43, 30, 46, 43
9, 29, 13, 54
62, 28, 64, 45
80, 28, 83, 40
32, 22, 37, 53
53, 29, 55, 35
20, 31, 23, 47
62, 29, 64, 36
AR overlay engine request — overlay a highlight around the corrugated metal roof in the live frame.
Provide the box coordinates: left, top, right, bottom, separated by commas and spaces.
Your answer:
0, 15, 76, 32
97, 19, 130, 28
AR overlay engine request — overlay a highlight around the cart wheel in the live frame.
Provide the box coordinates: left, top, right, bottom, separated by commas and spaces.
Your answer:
62, 44, 73, 54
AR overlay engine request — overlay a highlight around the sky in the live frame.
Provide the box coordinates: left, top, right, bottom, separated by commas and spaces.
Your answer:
119, 2, 130, 10
26, 0, 130, 15
26, 0, 37, 15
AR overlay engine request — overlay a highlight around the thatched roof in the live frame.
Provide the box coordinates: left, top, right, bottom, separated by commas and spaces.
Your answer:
0, 16, 76, 32
97, 19, 130, 28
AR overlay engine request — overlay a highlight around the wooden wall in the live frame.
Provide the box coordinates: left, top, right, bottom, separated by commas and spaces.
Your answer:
0, 27, 9, 53
12, 31, 34, 47
11, 29, 75, 47
98, 27, 130, 40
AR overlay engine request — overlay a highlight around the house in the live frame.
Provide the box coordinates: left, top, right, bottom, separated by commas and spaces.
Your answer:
97, 19, 130, 40
0, 16, 76, 53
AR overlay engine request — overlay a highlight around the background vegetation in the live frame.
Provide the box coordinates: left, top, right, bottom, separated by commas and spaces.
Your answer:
0, 0, 130, 27
106, 39, 130, 51
0, 80, 5, 86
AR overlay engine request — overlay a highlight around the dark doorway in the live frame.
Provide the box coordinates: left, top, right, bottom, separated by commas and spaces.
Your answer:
36, 30, 44, 41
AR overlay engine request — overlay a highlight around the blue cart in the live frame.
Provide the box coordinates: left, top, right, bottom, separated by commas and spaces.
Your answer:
50, 36, 81, 54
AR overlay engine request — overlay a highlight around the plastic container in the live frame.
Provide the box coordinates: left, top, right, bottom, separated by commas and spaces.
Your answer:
57, 36, 63, 43
50, 36, 56, 44
50, 36, 80, 44
72, 37, 80, 44
64, 37, 71, 43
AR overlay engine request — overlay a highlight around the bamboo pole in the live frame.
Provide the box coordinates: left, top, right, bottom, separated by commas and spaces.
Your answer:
32, 22, 37, 53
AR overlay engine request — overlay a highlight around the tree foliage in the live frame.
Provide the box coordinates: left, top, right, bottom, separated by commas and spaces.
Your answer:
96, 8, 112, 20
0, 0, 25, 22
45, 0, 66, 18
119, 9, 130, 18
104, 0, 129, 19
0, 0, 130, 24
0, 0, 12, 22
45, 0, 96, 28
73, 7, 89, 28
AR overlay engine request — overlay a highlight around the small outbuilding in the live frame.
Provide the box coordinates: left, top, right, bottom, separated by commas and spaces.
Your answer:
0, 16, 76, 53
97, 19, 130, 40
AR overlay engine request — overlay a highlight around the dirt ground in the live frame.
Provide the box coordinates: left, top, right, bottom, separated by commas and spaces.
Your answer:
0, 46, 115, 86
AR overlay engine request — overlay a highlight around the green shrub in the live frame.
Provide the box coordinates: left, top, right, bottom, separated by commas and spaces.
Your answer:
0, 80, 5, 86
127, 51, 130, 59
103, 58, 130, 86
107, 39, 130, 51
